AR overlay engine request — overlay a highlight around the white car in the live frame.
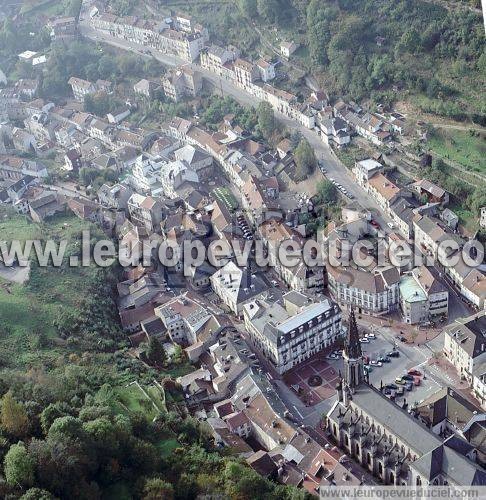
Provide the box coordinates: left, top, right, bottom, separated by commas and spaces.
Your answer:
367, 333, 376, 339
359, 337, 370, 343
387, 222, 396, 229
370, 360, 382, 367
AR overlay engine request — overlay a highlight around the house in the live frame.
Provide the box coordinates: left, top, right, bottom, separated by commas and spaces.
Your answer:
159, 159, 199, 199
173, 144, 213, 179
210, 261, 269, 317
353, 158, 384, 188
64, 149, 82, 172
444, 312, 486, 383
29, 191, 66, 222
12, 128, 36, 153
162, 65, 202, 102
241, 175, 281, 227
367, 173, 400, 214
68, 77, 96, 102
97, 184, 133, 210
415, 387, 486, 465
243, 293, 342, 374
127, 193, 164, 233
14, 79, 39, 99
133, 79, 160, 98
255, 59, 275, 83
399, 265, 448, 324
441, 208, 459, 231
106, 107, 131, 124
412, 179, 449, 206
319, 117, 350, 147
49, 16, 77, 40
280, 41, 298, 59
200, 45, 238, 76
67, 197, 102, 223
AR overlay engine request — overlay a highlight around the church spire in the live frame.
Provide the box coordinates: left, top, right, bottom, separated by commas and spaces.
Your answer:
344, 308, 362, 360
342, 308, 364, 390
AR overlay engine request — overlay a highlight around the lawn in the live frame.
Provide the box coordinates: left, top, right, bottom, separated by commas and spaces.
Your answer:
156, 437, 180, 458
109, 382, 167, 421
0, 211, 107, 367
427, 128, 486, 175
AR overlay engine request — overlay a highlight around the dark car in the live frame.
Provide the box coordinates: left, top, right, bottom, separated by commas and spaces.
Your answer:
405, 381, 413, 391
402, 374, 414, 381
386, 384, 398, 391
387, 351, 400, 358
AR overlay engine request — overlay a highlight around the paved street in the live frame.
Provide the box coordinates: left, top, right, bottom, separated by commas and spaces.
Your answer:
78, 19, 394, 232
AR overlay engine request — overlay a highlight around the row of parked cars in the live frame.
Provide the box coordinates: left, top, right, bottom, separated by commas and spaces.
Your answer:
328, 177, 355, 200
236, 214, 253, 241
384, 369, 423, 397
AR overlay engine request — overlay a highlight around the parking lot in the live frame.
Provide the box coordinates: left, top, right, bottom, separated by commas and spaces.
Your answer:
323, 331, 441, 408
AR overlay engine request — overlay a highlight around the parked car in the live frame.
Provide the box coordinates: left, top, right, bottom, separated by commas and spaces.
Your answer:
364, 365, 373, 373
405, 381, 413, 391
370, 360, 382, 367
387, 222, 396, 229
388, 350, 400, 358
359, 337, 370, 343
402, 374, 414, 381
378, 356, 390, 363
397, 387, 405, 395
370, 220, 380, 229
408, 369, 422, 377
413, 376, 421, 386
367, 333, 376, 339
395, 377, 405, 385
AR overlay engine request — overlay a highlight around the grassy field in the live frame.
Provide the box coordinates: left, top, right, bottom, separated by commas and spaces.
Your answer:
0, 210, 106, 367
427, 128, 486, 174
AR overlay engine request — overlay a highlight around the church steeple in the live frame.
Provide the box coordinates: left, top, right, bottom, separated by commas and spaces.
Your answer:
344, 307, 362, 360
342, 308, 364, 390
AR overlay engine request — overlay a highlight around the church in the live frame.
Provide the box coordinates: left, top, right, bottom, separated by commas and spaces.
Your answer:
326, 309, 486, 486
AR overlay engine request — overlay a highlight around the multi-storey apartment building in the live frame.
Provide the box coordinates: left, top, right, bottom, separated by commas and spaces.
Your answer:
399, 265, 448, 324
243, 292, 342, 374
444, 312, 486, 384
127, 193, 164, 233
327, 265, 400, 316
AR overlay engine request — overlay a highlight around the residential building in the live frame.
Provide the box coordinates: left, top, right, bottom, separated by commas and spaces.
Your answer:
200, 45, 237, 76
255, 59, 275, 82
444, 312, 486, 383
159, 159, 199, 199
327, 265, 400, 316
367, 173, 400, 214
133, 79, 160, 98
319, 117, 350, 147
210, 261, 269, 316
98, 183, 133, 211
49, 16, 77, 40
131, 153, 165, 193
234, 59, 258, 90
243, 293, 342, 374
173, 144, 213, 179
68, 77, 96, 102
162, 65, 202, 102
127, 193, 164, 233
412, 179, 449, 206
399, 265, 448, 324
353, 158, 383, 188
241, 175, 281, 227
280, 41, 298, 59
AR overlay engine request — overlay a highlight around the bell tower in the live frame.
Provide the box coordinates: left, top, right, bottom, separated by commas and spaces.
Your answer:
343, 308, 364, 389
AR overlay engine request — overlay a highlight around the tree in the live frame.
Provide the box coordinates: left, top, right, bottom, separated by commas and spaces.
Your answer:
146, 337, 166, 368
257, 0, 279, 23
316, 180, 338, 206
143, 478, 174, 500
1, 391, 30, 438
294, 139, 316, 180
257, 102, 276, 140
4, 443, 35, 488
238, 0, 257, 17
20, 488, 56, 500
40, 402, 72, 435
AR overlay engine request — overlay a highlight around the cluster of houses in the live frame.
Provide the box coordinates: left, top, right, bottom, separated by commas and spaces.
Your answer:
87, 7, 413, 149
